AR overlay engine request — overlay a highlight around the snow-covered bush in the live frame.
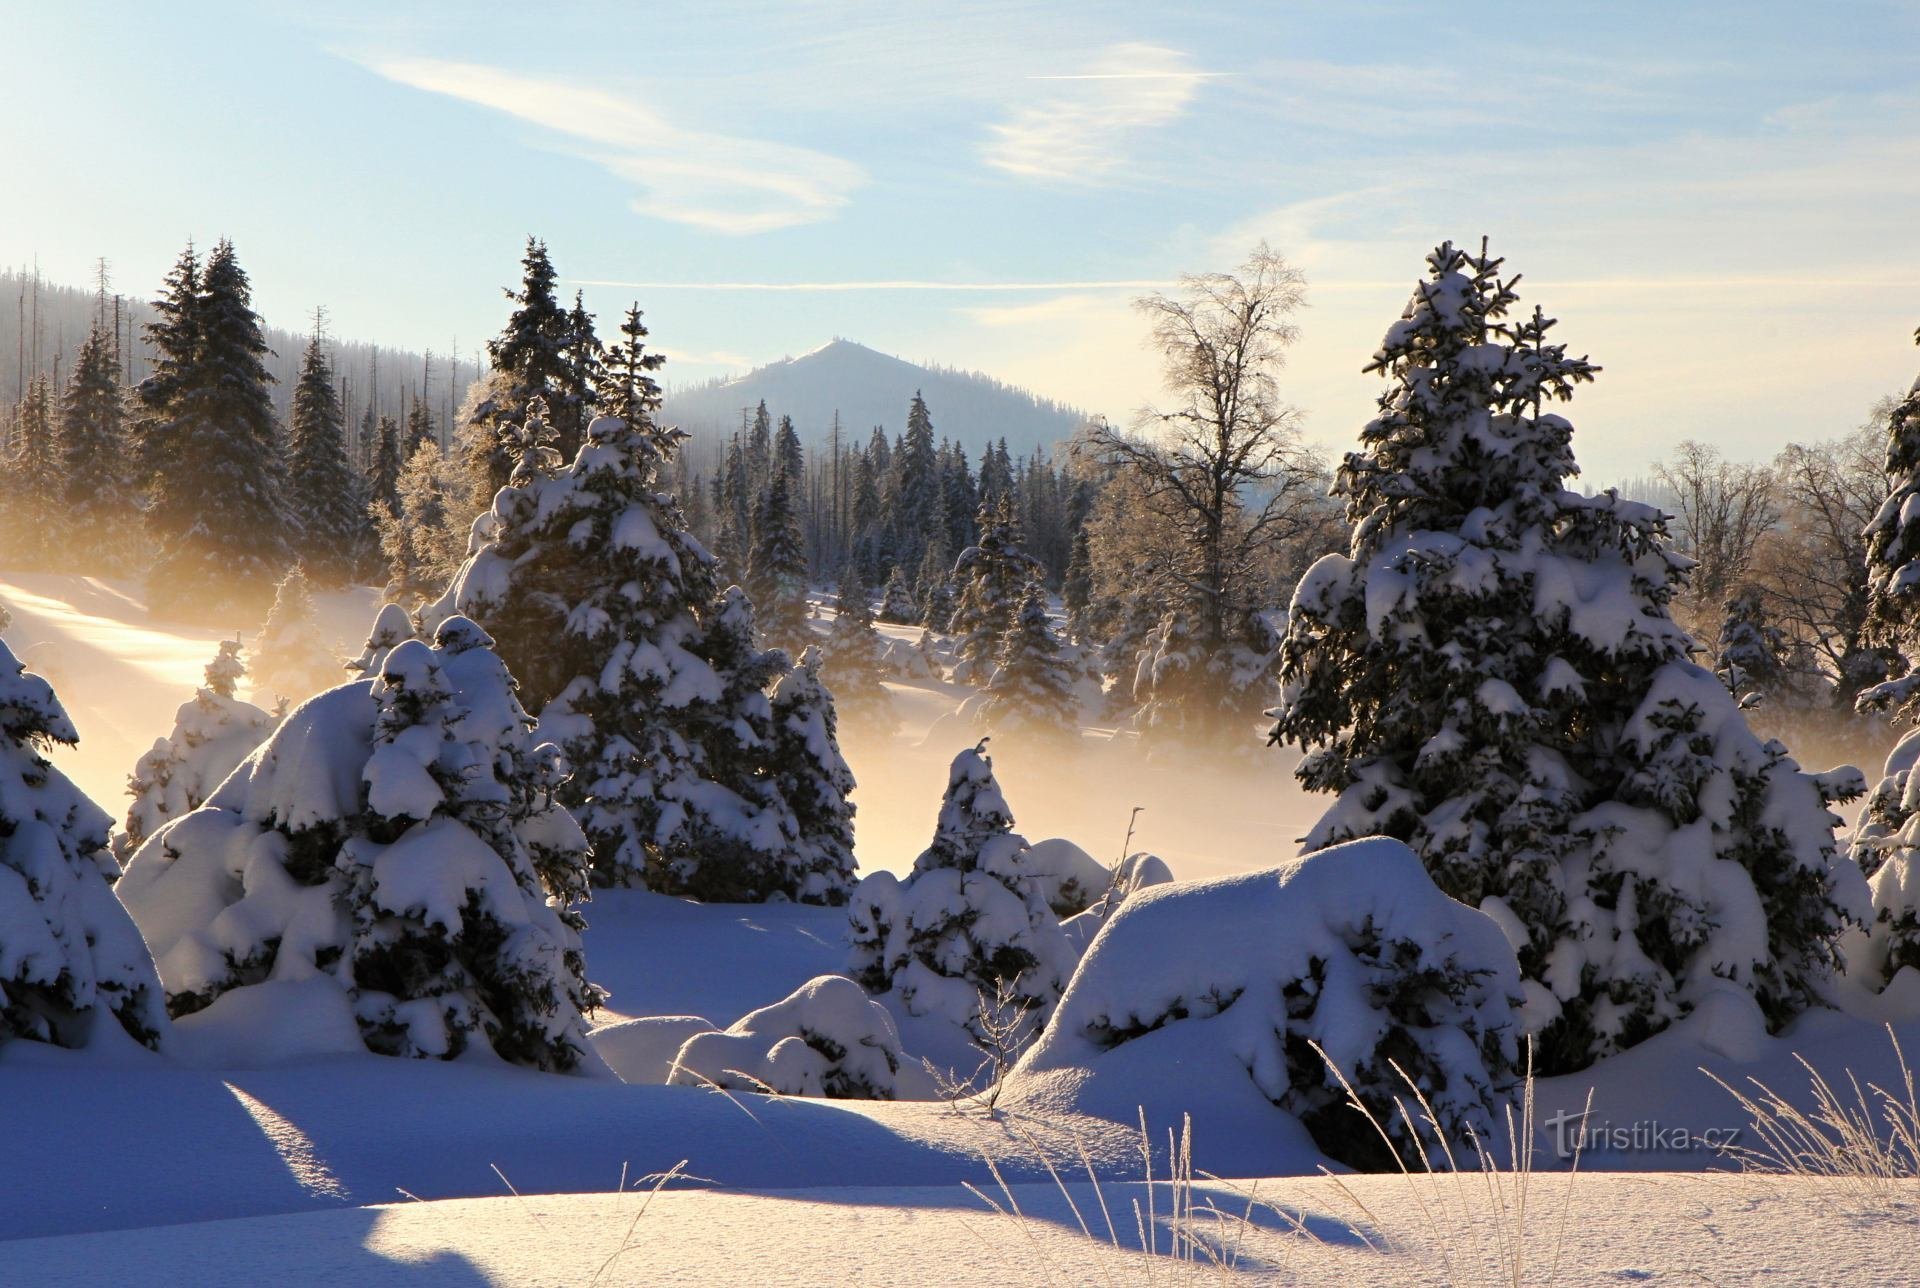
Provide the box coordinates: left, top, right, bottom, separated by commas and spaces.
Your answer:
979, 582, 1079, 744
117, 617, 604, 1071
249, 564, 342, 709
847, 740, 1073, 1045
878, 633, 936, 681
668, 974, 932, 1100
1268, 240, 1869, 1075
1015, 838, 1523, 1171
123, 640, 275, 855
1021, 837, 1116, 918
1, 640, 167, 1050
1061, 851, 1175, 954
1845, 730, 1920, 994
769, 648, 859, 905
428, 407, 844, 902
592, 1014, 717, 1084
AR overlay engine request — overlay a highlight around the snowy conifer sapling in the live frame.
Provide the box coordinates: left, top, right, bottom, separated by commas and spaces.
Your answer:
821, 562, 897, 735
847, 740, 1072, 1048
250, 564, 342, 710
769, 648, 859, 905
980, 581, 1078, 743
1269, 240, 1868, 1074
123, 640, 274, 854
1, 640, 167, 1050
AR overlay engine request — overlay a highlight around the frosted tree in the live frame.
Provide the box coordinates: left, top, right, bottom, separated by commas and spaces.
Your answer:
769, 648, 859, 904
429, 404, 829, 902
949, 497, 1041, 685
1714, 585, 1787, 703
117, 619, 602, 1071
821, 563, 896, 735
123, 640, 274, 854
287, 329, 374, 585
59, 321, 140, 574
249, 564, 342, 709
1133, 604, 1282, 748
847, 740, 1073, 1046
1, 640, 167, 1050
747, 467, 812, 652
877, 566, 918, 624
1846, 326, 1920, 992
979, 581, 1078, 743
1268, 240, 1868, 1075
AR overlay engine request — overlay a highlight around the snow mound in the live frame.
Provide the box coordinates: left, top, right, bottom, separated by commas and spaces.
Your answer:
668, 975, 934, 1100
1013, 837, 1523, 1170
591, 1014, 718, 1084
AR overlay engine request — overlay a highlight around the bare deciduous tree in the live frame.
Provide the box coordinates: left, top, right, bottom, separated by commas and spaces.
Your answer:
1078, 244, 1332, 735
1656, 439, 1781, 614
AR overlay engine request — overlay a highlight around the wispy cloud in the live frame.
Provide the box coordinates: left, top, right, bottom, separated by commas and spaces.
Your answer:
570, 278, 1169, 292
981, 43, 1216, 182
355, 56, 864, 234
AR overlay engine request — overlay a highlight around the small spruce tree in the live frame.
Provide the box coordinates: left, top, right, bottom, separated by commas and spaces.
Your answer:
287, 330, 374, 585
821, 562, 897, 735
949, 498, 1041, 685
747, 467, 812, 652
980, 581, 1078, 744
769, 647, 859, 905
250, 565, 342, 709
1, 640, 167, 1050
877, 565, 918, 625
123, 640, 274, 854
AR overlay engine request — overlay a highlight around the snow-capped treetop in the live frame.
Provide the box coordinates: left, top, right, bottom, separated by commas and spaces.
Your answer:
204, 640, 247, 700
348, 603, 419, 681
122, 640, 275, 854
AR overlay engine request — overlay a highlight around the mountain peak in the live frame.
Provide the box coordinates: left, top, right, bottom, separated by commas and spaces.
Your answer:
663, 343, 1089, 456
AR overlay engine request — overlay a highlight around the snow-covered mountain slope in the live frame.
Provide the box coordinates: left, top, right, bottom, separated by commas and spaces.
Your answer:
663, 339, 1090, 458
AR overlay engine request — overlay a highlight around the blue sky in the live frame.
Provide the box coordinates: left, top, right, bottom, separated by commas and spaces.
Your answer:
5, 1, 1918, 479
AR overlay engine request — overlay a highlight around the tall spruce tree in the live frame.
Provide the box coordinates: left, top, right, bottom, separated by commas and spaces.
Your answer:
466, 238, 587, 494
980, 580, 1078, 743
132, 243, 201, 488
369, 414, 404, 514
147, 239, 293, 616
287, 331, 373, 585
949, 497, 1040, 684
60, 322, 139, 574
1268, 239, 1868, 1075
747, 466, 812, 652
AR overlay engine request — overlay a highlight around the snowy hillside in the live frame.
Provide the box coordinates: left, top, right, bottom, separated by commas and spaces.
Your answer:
662, 339, 1091, 458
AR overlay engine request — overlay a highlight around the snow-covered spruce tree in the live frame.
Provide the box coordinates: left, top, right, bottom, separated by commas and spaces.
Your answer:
287, 330, 374, 586
59, 321, 141, 575
979, 581, 1078, 744
1268, 240, 1867, 1075
1715, 585, 1787, 703
769, 648, 859, 905
1845, 326, 1920, 992
123, 640, 274, 855
747, 466, 812, 653
821, 563, 897, 735
878, 565, 918, 625
1133, 603, 1282, 749
1061, 526, 1094, 641
146, 239, 294, 617
0, 640, 167, 1050
250, 564, 341, 710
368, 414, 404, 517
949, 497, 1041, 685
917, 534, 957, 633
847, 740, 1073, 1045
428, 406, 830, 901
117, 619, 602, 1070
